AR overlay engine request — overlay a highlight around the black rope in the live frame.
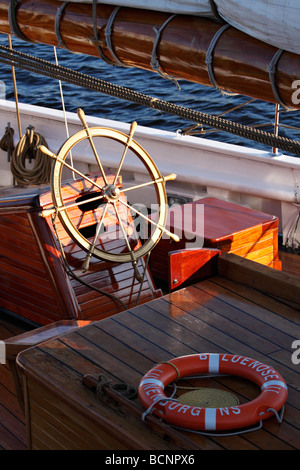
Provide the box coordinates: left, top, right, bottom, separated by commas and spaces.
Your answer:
55, 1, 71, 51
0, 44, 299, 155
8, 0, 33, 43
209, 0, 225, 22
92, 0, 116, 66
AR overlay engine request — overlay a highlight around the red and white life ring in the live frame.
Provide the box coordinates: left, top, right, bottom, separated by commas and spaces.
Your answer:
138, 353, 288, 431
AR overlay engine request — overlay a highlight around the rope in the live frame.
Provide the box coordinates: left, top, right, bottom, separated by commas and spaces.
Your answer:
10, 126, 52, 185
208, 0, 225, 22
0, 125, 15, 161
51, 212, 129, 311
178, 388, 239, 408
92, 0, 115, 65
205, 24, 234, 95
0, 45, 299, 155
8, 0, 33, 43
55, 1, 70, 51
96, 374, 137, 400
268, 49, 294, 111
151, 14, 180, 90
105, 6, 127, 67
159, 361, 181, 381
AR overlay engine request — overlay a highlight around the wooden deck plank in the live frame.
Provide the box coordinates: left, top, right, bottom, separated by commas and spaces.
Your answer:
1, 244, 299, 451
14, 273, 300, 451
209, 276, 299, 321
76, 314, 298, 450
0, 314, 29, 450
0, 317, 28, 450
189, 281, 297, 348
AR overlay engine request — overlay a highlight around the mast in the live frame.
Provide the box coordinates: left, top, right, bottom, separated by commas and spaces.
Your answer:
0, 0, 299, 109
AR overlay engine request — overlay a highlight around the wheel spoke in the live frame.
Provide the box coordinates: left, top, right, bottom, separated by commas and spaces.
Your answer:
118, 198, 180, 242
39, 145, 104, 191
122, 173, 177, 194
81, 202, 109, 272
113, 121, 137, 185
40, 192, 104, 218
77, 108, 109, 185
49, 122, 169, 264
113, 202, 142, 281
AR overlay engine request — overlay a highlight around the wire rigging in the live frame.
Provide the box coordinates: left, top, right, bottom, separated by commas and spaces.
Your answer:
0, 44, 300, 155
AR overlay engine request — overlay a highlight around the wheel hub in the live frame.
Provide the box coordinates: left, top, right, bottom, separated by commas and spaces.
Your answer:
103, 184, 120, 202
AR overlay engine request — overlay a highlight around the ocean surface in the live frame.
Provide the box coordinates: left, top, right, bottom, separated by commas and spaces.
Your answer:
0, 35, 299, 155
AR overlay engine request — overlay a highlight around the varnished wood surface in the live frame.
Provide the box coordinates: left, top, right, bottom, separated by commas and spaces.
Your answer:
0, 316, 28, 450
16, 264, 300, 450
151, 197, 281, 284
0, 0, 298, 108
279, 251, 300, 278
0, 251, 299, 450
0, 176, 160, 325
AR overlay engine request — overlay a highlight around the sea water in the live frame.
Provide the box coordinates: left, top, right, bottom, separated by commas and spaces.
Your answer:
0, 35, 299, 155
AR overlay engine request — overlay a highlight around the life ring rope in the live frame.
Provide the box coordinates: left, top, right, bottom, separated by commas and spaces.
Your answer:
138, 353, 288, 433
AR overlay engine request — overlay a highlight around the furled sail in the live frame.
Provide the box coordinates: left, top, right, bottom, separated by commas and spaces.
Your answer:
65, 0, 300, 55
0, 0, 299, 109
58, 0, 218, 17
216, 0, 300, 56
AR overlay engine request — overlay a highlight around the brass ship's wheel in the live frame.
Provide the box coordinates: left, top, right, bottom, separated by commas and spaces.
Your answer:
40, 109, 178, 274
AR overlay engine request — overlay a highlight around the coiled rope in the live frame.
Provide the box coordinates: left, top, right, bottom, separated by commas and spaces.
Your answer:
10, 126, 52, 185
0, 125, 14, 159
0, 45, 299, 155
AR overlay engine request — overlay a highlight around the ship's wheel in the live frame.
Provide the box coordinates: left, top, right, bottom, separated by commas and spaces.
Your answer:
40, 109, 178, 276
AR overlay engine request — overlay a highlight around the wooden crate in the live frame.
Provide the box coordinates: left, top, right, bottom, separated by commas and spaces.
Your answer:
150, 197, 281, 286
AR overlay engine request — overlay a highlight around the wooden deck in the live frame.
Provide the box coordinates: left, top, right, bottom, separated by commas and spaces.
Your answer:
0, 316, 28, 450
0, 251, 299, 450
0, 252, 297, 451
279, 250, 300, 278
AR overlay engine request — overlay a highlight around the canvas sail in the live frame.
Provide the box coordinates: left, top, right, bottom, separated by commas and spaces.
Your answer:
63, 0, 300, 55
60, 0, 217, 17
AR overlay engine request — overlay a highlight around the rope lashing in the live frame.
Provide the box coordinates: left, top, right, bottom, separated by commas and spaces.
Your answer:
92, 0, 116, 65
268, 49, 295, 111
151, 14, 181, 90
10, 126, 52, 185
0, 125, 15, 161
205, 23, 237, 96
96, 374, 137, 400
55, 1, 71, 51
105, 6, 128, 67
8, 0, 33, 43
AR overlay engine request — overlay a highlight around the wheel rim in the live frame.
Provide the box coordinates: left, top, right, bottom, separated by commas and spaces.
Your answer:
51, 126, 168, 264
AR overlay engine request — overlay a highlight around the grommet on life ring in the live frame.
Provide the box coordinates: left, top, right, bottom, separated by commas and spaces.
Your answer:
138, 353, 288, 432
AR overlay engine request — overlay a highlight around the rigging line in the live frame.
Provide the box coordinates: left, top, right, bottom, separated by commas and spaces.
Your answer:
0, 45, 299, 155
273, 103, 280, 155
51, 211, 128, 312
182, 98, 257, 135
53, 46, 75, 179
8, 35, 21, 139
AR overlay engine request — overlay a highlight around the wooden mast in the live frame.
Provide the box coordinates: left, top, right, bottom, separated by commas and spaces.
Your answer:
0, 0, 299, 109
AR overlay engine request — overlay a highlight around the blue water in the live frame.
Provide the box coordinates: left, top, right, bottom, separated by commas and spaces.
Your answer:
0, 35, 299, 155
